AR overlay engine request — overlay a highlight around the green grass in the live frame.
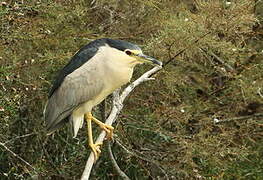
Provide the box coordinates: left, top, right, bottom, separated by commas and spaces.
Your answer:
0, 0, 263, 179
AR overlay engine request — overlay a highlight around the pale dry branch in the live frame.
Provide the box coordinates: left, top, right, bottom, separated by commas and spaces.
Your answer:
81, 65, 162, 180
81, 32, 211, 179
107, 141, 130, 180
115, 139, 169, 180
257, 88, 263, 99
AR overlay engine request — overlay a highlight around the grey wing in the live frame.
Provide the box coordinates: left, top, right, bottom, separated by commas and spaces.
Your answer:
44, 69, 104, 134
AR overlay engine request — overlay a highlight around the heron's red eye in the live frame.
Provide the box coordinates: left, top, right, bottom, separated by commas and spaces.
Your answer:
125, 50, 132, 55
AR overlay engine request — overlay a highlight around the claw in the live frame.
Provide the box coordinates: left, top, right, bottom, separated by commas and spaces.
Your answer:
91, 114, 114, 140
89, 142, 103, 161
85, 112, 114, 162
100, 124, 114, 140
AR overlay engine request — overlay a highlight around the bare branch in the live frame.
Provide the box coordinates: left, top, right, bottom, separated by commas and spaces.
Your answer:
115, 139, 169, 180
4, 133, 36, 144
81, 65, 162, 180
107, 141, 130, 180
81, 32, 211, 179
100, 99, 130, 179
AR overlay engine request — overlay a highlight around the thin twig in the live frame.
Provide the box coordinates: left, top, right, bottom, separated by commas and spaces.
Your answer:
100, 99, 130, 179
257, 88, 263, 99
149, 31, 211, 78
90, 156, 103, 177
115, 139, 169, 180
4, 133, 36, 144
107, 141, 130, 180
214, 113, 263, 124
200, 48, 234, 72
164, 32, 211, 67
0, 142, 36, 171
41, 136, 61, 174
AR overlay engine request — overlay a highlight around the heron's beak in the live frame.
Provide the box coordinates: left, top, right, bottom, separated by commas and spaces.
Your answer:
137, 53, 162, 66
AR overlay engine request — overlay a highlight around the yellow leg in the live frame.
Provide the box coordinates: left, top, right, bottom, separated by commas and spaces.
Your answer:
85, 113, 102, 161
87, 112, 114, 139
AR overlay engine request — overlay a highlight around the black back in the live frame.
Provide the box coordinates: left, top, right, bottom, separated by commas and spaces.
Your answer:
48, 38, 140, 98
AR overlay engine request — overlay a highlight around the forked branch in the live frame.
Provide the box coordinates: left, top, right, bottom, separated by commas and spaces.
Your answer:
81, 65, 162, 179
81, 32, 211, 179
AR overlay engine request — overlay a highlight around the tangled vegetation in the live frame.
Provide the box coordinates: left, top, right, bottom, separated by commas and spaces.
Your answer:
0, 0, 262, 179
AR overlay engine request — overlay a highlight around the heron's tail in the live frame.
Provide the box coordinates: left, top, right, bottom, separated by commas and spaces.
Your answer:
70, 115, 84, 137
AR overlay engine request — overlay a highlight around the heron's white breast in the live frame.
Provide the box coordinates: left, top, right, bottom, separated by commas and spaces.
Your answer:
72, 46, 135, 116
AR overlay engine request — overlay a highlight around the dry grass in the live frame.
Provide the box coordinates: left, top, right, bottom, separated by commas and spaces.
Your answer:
0, 0, 263, 179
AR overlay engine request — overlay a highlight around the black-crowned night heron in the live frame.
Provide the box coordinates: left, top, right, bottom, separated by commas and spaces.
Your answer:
44, 38, 162, 160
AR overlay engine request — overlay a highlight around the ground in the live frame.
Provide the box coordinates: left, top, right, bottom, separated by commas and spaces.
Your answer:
0, 0, 263, 179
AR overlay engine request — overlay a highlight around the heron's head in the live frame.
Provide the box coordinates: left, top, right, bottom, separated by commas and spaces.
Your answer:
101, 38, 162, 67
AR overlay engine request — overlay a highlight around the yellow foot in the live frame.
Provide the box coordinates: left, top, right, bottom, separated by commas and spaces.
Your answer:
86, 112, 115, 140
89, 142, 103, 161
99, 124, 114, 140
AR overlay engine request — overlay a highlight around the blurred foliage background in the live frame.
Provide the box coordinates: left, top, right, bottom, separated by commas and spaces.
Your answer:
0, 0, 263, 179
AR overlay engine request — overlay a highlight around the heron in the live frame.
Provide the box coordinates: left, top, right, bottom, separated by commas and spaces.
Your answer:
44, 38, 162, 160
